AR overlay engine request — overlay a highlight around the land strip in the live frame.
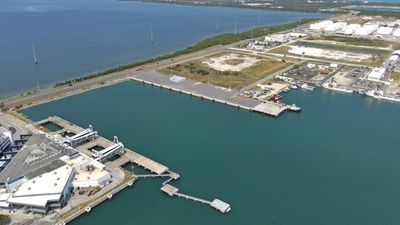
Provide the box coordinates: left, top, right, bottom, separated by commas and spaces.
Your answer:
0, 20, 315, 111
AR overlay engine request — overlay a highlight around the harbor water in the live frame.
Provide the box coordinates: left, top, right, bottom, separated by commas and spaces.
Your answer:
22, 81, 400, 225
0, 0, 326, 96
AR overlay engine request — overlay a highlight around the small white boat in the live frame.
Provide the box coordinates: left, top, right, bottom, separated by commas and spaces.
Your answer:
287, 104, 301, 112
290, 84, 298, 90
300, 83, 314, 91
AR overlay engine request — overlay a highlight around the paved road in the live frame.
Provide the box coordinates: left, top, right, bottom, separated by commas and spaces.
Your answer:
1, 44, 231, 109
0, 19, 318, 109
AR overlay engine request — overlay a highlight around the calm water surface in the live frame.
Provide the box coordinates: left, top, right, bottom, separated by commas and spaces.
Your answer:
22, 81, 400, 225
0, 0, 326, 96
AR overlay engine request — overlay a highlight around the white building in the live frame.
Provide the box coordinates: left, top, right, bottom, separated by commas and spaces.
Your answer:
7, 165, 75, 213
394, 28, 400, 38
366, 67, 386, 82
338, 24, 362, 35
376, 26, 394, 36
354, 24, 379, 36
309, 20, 333, 31
389, 55, 399, 62
324, 22, 347, 33
264, 34, 288, 43
61, 154, 111, 188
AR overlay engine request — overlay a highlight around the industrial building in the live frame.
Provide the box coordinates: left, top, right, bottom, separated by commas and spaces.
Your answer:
264, 34, 289, 43
394, 28, 400, 38
0, 132, 112, 214
6, 165, 75, 213
354, 24, 379, 36
376, 26, 393, 36
308, 19, 400, 39
60, 154, 111, 188
366, 67, 387, 83
338, 24, 361, 35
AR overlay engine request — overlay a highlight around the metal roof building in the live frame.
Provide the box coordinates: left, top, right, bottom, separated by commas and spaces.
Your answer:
7, 165, 74, 213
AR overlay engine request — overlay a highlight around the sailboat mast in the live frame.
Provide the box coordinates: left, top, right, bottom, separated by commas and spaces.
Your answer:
32, 44, 38, 64
150, 27, 154, 44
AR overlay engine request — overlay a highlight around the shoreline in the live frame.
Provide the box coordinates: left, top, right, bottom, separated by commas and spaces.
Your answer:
0, 19, 317, 111
122, 0, 400, 15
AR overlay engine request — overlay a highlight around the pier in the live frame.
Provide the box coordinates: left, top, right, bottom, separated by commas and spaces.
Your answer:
130, 76, 292, 117
29, 115, 230, 221
160, 184, 231, 213
34, 116, 170, 175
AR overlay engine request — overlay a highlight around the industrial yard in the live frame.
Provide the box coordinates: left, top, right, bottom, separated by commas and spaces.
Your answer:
159, 52, 292, 89
234, 14, 400, 103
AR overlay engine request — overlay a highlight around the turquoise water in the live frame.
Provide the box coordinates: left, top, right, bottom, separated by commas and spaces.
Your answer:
22, 81, 400, 225
0, 0, 326, 96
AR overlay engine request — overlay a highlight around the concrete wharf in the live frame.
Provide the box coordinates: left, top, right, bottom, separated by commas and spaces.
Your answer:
130, 76, 289, 117
34, 116, 170, 175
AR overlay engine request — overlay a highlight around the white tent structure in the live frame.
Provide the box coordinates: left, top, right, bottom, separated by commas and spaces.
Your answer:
393, 28, 400, 38
376, 26, 393, 35
338, 24, 362, 35
324, 22, 347, 32
309, 20, 333, 31
354, 24, 379, 36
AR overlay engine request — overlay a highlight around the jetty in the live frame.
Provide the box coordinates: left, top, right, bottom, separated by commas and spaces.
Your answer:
160, 184, 231, 214
34, 116, 169, 175
130, 76, 292, 117
32, 115, 229, 222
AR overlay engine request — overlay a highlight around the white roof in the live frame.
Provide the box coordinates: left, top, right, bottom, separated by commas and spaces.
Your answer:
62, 154, 110, 188
8, 165, 74, 208
376, 26, 393, 35
340, 24, 361, 35
264, 34, 288, 42
355, 24, 379, 36
389, 55, 399, 62
324, 22, 347, 32
309, 20, 333, 30
393, 28, 400, 37
367, 68, 386, 80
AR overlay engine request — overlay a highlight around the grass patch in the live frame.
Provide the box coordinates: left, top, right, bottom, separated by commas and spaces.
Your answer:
51, 19, 314, 88
160, 53, 291, 89
391, 72, 400, 81
308, 36, 389, 47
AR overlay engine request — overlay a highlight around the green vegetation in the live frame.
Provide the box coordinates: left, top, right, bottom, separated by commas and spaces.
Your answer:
391, 72, 400, 81
0, 214, 10, 225
160, 52, 291, 88
53, 19, 314, 87
308, 36, 389, 47
127, 0, 400, 14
